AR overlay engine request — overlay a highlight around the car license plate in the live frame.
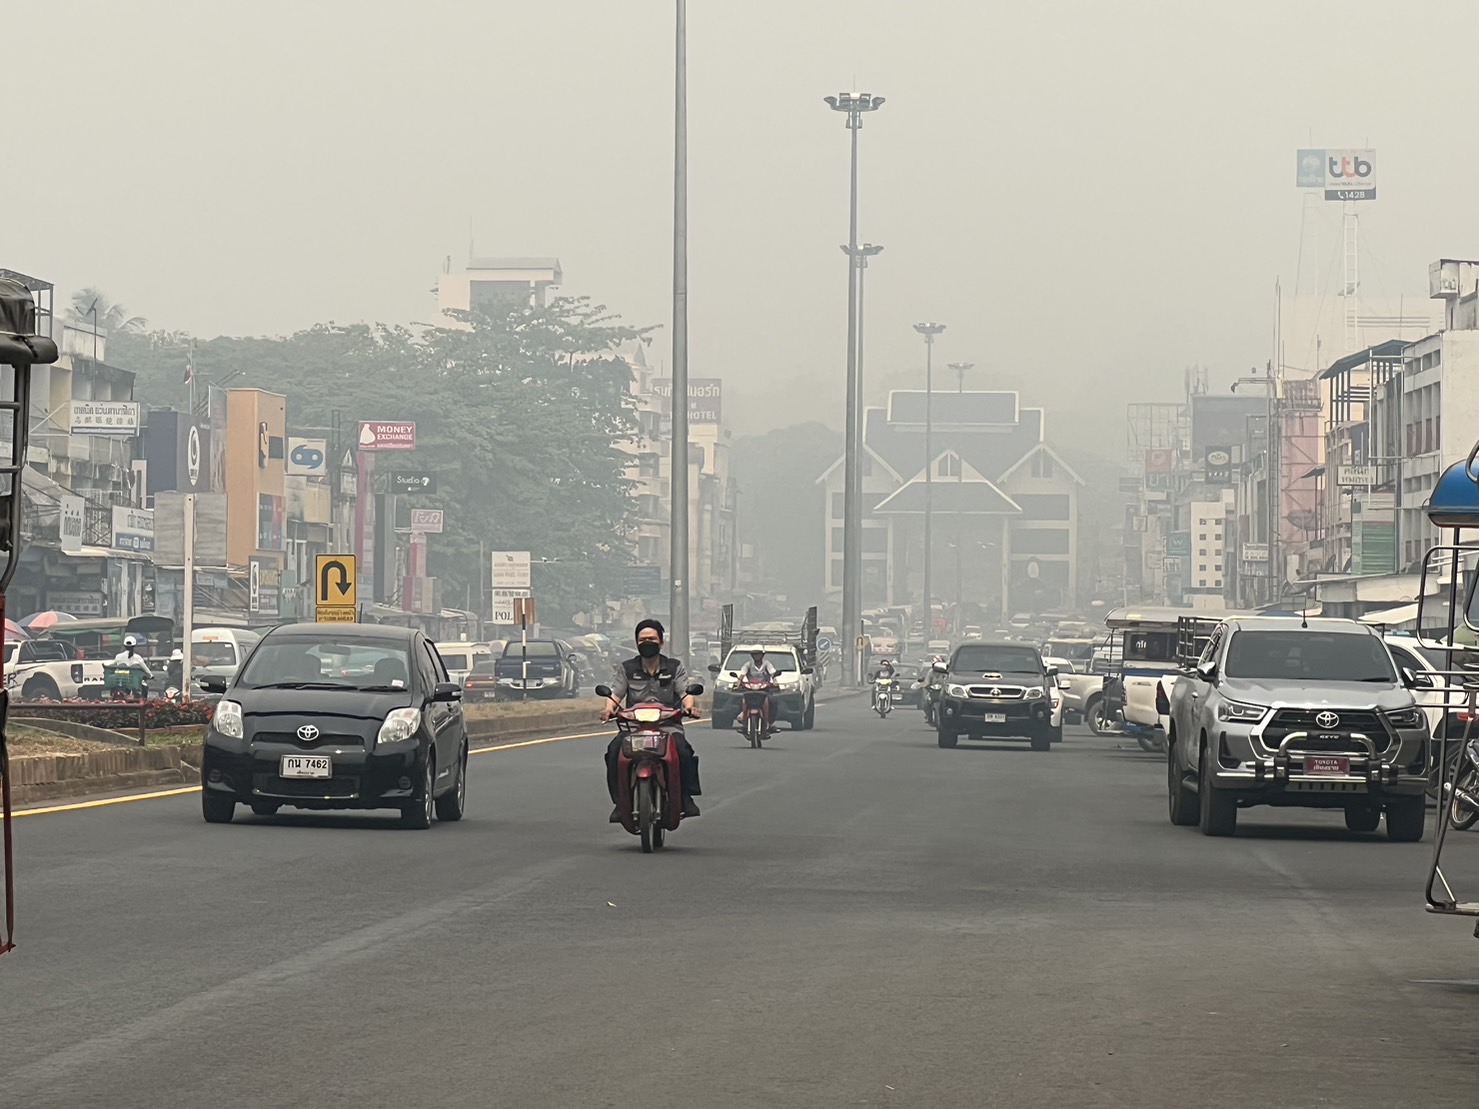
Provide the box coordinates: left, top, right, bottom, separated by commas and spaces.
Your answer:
984, 713, 1007, 723
280, 755, 331, 779
1305, 755, 1350, 776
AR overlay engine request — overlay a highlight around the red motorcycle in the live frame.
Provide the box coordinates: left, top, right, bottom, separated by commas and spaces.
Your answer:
737, 680, 776, 748
597, 682, 703, 853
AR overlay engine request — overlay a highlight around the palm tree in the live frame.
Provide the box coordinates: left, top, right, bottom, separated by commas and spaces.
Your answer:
68, 287, 147, 334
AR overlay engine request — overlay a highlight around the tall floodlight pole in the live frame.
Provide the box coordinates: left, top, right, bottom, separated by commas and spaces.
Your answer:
914, 323, 946, 636
947, 361, 972, 632
825, 92, 885, 685
669, 0, 690, 657
841, 242, 883, 627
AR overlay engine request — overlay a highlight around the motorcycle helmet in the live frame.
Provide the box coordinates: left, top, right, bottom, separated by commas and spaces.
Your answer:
169, 649, 184, 662
123, 634, 139, 649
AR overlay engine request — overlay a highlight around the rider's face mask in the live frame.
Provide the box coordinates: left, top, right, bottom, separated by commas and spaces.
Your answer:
637, 638, 662, 659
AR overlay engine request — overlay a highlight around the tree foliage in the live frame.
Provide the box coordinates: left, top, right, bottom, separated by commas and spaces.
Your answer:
112, 299, 652, 623
68, 287, 147, 335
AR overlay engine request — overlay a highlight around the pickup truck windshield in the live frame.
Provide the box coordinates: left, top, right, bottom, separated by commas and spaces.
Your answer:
953, 646, 1040, 673
503, 642, 561, 658
1223, 631, 1396, 682
723, 650, 797, 673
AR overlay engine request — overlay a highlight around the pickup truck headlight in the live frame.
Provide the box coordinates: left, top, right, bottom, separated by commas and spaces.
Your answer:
1385, 706, 1426, 730
1217, 700, 1266, 723
947, 683, 968, 697
212, 700, 243, 739
1025, 686, 1045, 699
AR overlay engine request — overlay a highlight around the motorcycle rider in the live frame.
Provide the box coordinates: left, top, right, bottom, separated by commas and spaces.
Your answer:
738, 647, 780, 735
166, 649, 185, 692
601, 619, 702, 821
111, 634, 153, 678
870, 657, 897, 706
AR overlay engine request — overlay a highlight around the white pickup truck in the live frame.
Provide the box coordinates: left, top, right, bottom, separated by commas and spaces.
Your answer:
4, 638, 106, 701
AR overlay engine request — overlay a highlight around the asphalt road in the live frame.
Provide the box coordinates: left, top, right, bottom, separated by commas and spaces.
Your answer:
5, 695, 1479, 1108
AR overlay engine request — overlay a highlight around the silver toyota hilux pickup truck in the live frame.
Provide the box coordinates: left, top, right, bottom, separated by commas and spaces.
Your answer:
1165, 616, 1431, 841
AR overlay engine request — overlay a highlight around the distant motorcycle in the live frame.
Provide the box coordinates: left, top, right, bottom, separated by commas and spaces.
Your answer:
873, 676, 895, 718
736, 679, 775, 749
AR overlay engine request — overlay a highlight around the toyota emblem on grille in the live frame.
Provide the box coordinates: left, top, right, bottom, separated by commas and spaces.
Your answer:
297, 725, 320, 741
1314, 711, 1339, 730
989, 687, 1003, 697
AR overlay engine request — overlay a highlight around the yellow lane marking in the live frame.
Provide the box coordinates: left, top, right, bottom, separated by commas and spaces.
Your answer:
13, 727, 611, 819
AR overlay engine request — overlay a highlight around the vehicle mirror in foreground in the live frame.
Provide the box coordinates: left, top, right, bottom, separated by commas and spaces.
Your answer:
932, 662, 947, 673
1403, 667, 1434, 689
1045, 667, 1059, 681
685, 682, 705, 697
198, 675, 228, 694
594, 684, 613, 699
707, 663, 721, 673
433, 682, 462, 702
1058, 678, 1072, 690
1195, 660, 1217, 683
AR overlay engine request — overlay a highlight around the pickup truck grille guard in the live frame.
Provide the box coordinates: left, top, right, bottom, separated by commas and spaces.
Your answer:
1242, 729, 1401, 788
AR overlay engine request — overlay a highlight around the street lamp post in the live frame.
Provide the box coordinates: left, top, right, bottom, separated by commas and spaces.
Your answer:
914, 322, 946, 638
670, 0, 691, 658
947, 361, 972, 633
841, 242, 882, 627
825, 91, 885, 685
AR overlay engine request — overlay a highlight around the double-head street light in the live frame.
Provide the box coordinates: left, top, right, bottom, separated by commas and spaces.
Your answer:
914, 322, 946, 637
825, 91, 884, 684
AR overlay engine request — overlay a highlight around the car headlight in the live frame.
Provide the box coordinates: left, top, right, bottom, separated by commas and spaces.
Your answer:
212, 699, 243, 739
1025, 686, 1045, 699
947, 683, 968, 697
1386, 706, 1426, 729
376, 707, 422, 746
1217, 700, 1266, 723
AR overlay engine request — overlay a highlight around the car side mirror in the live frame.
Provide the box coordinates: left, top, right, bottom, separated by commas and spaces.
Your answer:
707, 663, 721, 673
1195, 660, 1217, 683
198, 675, 228, 694
932, 662, 947, 673
1057, 677, 1072, 690
800, 665, 813, 675
1403, 667, 1435, 689
594, 684, 614, 699
433, 682, 462, 702
685, 682, 705, 697
1045, 667, 1059, 681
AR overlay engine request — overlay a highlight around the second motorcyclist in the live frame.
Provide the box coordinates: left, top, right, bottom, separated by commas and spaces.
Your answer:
602, 619, 703, 820
738, 647, 780, 736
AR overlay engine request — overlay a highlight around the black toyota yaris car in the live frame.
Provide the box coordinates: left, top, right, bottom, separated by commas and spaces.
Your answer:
199, 623, 469, 829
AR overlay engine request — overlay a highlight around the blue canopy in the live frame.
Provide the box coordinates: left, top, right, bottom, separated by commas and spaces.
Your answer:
1426, 459, 1479, 528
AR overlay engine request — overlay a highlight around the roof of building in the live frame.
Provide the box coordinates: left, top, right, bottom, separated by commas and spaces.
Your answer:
886, 390, 1019, 426
1318, 338, 1409, 381
871, 479, 1021, 515
861, 404, 1045, 485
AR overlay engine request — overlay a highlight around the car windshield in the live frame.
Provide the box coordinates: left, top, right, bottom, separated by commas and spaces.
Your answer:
952, 646, 1041, 673
192, 641, 237, 667
236, 636, 414, 690
724, 650, 797, 673
1223, 631, 1397, 682
503, 642, 561, 658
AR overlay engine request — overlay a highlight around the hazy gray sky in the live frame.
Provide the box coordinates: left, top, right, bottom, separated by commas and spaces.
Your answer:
10, 0, 1477, 438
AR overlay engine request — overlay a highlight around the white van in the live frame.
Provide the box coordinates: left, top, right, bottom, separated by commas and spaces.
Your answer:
435, 641, 494, 687
192, 627, 263, 681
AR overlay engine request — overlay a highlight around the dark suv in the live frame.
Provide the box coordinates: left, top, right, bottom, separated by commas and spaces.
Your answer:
199, 623, 469, 829
934, 641, 1059, 751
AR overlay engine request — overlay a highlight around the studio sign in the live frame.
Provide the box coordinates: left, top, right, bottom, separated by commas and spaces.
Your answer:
1205, 446, 1232, 483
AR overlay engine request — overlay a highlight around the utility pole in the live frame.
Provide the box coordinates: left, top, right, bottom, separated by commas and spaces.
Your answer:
669, 0, 690, 658
947, 361, 972, 632
914, 323, 946, 637
826, 91, 885, 686
182, 493, 195, 702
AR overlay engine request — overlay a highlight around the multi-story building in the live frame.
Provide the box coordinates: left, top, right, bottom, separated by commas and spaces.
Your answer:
9, 275, 153, 618
222, 388, 288, 625
437, 257, 562, 321
816, 391, 1084, 619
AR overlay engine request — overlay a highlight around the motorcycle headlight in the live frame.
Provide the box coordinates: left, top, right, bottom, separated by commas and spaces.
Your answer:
212, 699, 243, 739
1026, 686, 1045, 699
1386, 706, 1426, 730
376, 707, 422, 746
947, 684, 968, 697
1217, 700, 1266, 723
